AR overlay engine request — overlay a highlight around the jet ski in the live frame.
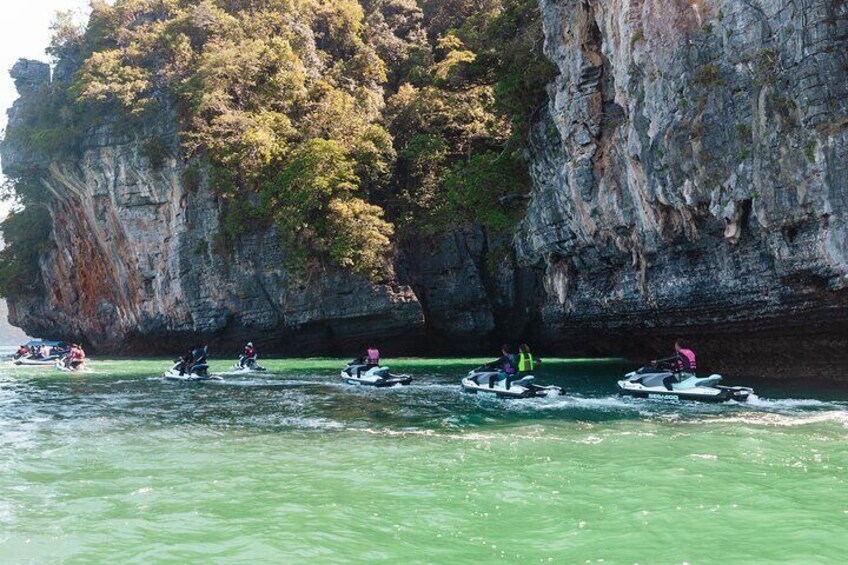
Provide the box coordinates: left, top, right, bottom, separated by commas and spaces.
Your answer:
461, 366, 563, 398
163, 360, 221, 382
231, 355, 266, 373
617, 365, 754, 402
340, 362, 412, 387
55, 356, 85, 373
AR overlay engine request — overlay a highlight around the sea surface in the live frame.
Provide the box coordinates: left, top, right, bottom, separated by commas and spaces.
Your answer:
1, 356, 847, 563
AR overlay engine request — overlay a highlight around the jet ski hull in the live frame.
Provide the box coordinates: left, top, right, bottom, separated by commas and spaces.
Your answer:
55, 359, 85, 373
163, 361, 220, 382
231, 361, 266, 373
616, 381, 752, 402
340, 365, 412, 387
617, 368, 754, 403
461, 371, 563, 399
14, 356, 63, 366
163, 371, 223, 382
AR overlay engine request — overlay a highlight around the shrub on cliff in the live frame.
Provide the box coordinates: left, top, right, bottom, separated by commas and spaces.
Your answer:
2, 0, 554, 281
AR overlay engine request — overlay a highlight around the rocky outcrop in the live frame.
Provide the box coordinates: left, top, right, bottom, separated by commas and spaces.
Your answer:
2, 69, 522, 355
2, 93, 426, 354
3, 0, 848, 377
516, 0, 848, 376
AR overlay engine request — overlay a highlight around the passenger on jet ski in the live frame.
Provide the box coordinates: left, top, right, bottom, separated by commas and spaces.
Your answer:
651, 339, 697, 390
517, 344, 540, 376
177, 345, 208, 376
64, 344, 86, 370
356, 345, 381, 378
484, 345, 519, 390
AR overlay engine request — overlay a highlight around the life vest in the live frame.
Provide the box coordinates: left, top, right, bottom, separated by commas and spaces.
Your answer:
367, 348, 380, 364
518, 352, 535, 372
677, 348, 697, 371
245, 347, 255, 357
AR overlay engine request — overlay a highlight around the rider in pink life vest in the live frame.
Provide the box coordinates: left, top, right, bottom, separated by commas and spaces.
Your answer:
356, 345, 381, 377
366, 347, 380, 365
676, 347, 696, 372
654, 339, 697, 373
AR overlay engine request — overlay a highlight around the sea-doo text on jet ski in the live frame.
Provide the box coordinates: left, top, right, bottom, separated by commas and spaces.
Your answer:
340, 362, 412, 387
461, 366, 563, 398
617, 365, 753, 402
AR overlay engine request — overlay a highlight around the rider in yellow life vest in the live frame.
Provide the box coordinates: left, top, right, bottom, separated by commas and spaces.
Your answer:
517, 344, 539, 375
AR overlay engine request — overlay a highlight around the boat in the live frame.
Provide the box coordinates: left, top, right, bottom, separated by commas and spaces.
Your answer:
617, 366, 754, 402
461, 366, 563, 398
340, 362, 412, 387
12, 340, 69, 365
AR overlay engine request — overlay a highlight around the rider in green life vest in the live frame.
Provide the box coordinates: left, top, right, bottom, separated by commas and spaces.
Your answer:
517, 343, 540, 375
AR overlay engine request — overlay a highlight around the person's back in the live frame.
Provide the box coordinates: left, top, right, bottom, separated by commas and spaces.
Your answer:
676, 347, 696, 373
366, 347, 380, 365
193, 347, 207, 364
517, 345, 538, 374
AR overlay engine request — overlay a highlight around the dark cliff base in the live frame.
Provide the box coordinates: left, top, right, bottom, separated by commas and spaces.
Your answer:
105, 297, 846, 380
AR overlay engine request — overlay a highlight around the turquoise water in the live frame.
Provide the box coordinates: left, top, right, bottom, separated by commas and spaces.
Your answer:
1, 358, 847, 563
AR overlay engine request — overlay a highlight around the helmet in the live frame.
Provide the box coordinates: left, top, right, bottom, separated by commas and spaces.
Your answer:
247, 342, 253, 347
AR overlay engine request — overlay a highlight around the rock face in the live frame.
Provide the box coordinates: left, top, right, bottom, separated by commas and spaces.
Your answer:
2, 70, 525, 356
516, 0, 848, 376
3, 0, 848, 377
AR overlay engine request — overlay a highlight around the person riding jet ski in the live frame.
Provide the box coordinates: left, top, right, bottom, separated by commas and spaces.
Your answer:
63, 344, 86, 371
164, 345, 218, 381
617, 339, 754, 402
177, 345, 209, 376
235, 342, 265, 371
652, 339, 697, 390
340, 346, 412, 387
240, 342, 256, 367
487, 344, 519, 390
462, 344, 562, 398
357, 345, 381, 378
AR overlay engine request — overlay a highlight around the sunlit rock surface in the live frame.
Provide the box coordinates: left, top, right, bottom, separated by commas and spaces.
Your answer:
2, 0, 847, 376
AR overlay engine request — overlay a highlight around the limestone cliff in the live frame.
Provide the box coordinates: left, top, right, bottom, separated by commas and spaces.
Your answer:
517, 0, 848, 375
3, 0, 848, 377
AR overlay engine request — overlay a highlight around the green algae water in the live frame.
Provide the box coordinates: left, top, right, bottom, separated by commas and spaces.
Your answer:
2, 357, 847, 563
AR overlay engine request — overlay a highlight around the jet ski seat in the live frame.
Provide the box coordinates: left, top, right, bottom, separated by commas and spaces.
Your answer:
511, 376, 535, 387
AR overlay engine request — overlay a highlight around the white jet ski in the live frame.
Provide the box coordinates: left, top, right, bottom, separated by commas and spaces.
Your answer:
163, 361, 222, 382
340, 362, 412, 387
617, 366, 753, 402
461, 366, 563, 398
55, 357, 85, 373
231, 355, 266, 373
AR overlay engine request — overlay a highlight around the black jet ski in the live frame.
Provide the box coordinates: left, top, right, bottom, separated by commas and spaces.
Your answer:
461, 366, 563, 398
617, 365, 753, 402
340, 361, 412, 387
231, 355, 266, 373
